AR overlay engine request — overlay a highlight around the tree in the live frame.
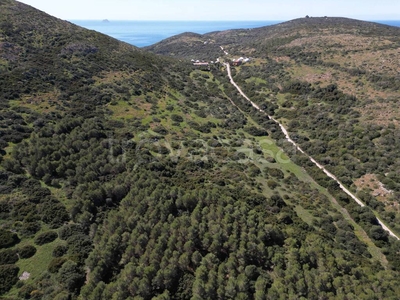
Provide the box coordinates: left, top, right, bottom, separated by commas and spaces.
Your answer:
254, 274, 269, 300
59, 224, 85, 240
48, 257, 68, 273
225, 276, 237, 299
67, 234, 92, 263
0, 229, 19, 248
34, 231, 58, 245
0, 249, 18, 265
53, 245, 68, 257
58, 260, 85, 294
369, 226, 389, 242
17, 245, 37, 259
0, 264, 19, 294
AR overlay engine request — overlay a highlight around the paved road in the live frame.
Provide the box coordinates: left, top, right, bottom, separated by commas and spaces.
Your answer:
224, 63, 400, 240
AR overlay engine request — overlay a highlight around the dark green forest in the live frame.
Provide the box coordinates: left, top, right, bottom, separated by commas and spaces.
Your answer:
1, 1, 400, 299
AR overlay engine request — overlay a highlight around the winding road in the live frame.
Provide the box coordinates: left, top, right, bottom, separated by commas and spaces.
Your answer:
224, 63, 400, 240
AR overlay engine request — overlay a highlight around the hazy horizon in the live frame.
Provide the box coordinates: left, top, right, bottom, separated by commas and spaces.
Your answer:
70, 19, 400, 48
19, 0, 400, 21
67, 18, 400, 21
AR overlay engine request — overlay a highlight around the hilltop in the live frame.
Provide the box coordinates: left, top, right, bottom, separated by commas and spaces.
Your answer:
146, 17, 400, 59
147, 17, 400, 122
1, 1, 400, 299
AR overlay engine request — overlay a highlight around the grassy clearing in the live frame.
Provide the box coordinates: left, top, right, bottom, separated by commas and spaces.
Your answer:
16, 238, 65, 280
253, 136, 314, 183
4, 238, 66, 298
108, 98, 147, 120
108, 100, 132, 118
3, 142, 16, 160
293, 205, 316, 225
9, 92, 61, 114
46, 185, 72, 211
245, 77, 267, 85
289, 64, 326, 79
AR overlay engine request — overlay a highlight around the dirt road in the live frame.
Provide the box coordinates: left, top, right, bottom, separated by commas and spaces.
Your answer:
225, 63, 399, 240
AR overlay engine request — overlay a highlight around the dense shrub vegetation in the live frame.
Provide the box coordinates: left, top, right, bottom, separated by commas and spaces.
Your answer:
0, 265, 20, 294
34, 231, 58, 246
17, 245, 37, 259
1, 0, 400, 298
0, 229, 19, 249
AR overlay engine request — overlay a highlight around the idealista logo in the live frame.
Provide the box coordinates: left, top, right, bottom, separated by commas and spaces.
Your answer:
110, 132, 294, 168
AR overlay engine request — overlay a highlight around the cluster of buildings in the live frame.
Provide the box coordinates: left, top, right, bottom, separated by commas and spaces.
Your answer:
191, 56, 251, 69
191, 59, 210, 67
230, 57, 250, 66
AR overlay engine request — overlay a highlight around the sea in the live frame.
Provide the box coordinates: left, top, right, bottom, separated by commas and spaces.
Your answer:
71, 20, 400, 48
71, 21, 281, 47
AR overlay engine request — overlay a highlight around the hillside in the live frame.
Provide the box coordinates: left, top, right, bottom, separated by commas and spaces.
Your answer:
148, 16, 400, 242
147, 17, 400, 129
1, 1, 400, 299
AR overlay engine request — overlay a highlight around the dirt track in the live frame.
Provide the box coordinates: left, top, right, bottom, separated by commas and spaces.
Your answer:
225, 62, 399, 241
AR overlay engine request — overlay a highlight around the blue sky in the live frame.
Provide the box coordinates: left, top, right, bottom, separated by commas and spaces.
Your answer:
18, 0, 400, 20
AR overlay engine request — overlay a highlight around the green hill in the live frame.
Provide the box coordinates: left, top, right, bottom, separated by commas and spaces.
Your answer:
149, 15, 400, 249
146, 17, 400, 60
1, 1, 400, 299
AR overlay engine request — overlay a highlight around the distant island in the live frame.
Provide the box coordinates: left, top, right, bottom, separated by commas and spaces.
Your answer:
2, 0, 400, 299
102, 19, 110, 23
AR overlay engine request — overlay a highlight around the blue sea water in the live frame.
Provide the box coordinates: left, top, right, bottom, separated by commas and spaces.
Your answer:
70, 20, 281, 47
374, 20, 400, 27
71, 20, 400, 48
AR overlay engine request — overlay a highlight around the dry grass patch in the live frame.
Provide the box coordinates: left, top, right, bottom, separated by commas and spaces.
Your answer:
356, 98, 400, 127
283, 34, 392, 52
354, 173, 396, 206
288, 64, 330, 82
93, 70, 130, 84
274, 56, 291, 63
14, 91, 62, 113
324, 48, 400, 76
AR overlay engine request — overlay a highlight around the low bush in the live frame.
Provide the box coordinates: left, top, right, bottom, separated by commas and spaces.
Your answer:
18, 245, 37, 259
0, 264, 20, 294
48, 257, 67, 273
34, 231, 58, 246
52, 245, 68, 257
0, 249, 18, 265
0, 229, 19, 248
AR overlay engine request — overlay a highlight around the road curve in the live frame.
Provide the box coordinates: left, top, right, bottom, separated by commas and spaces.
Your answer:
224, 63, 400, 240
